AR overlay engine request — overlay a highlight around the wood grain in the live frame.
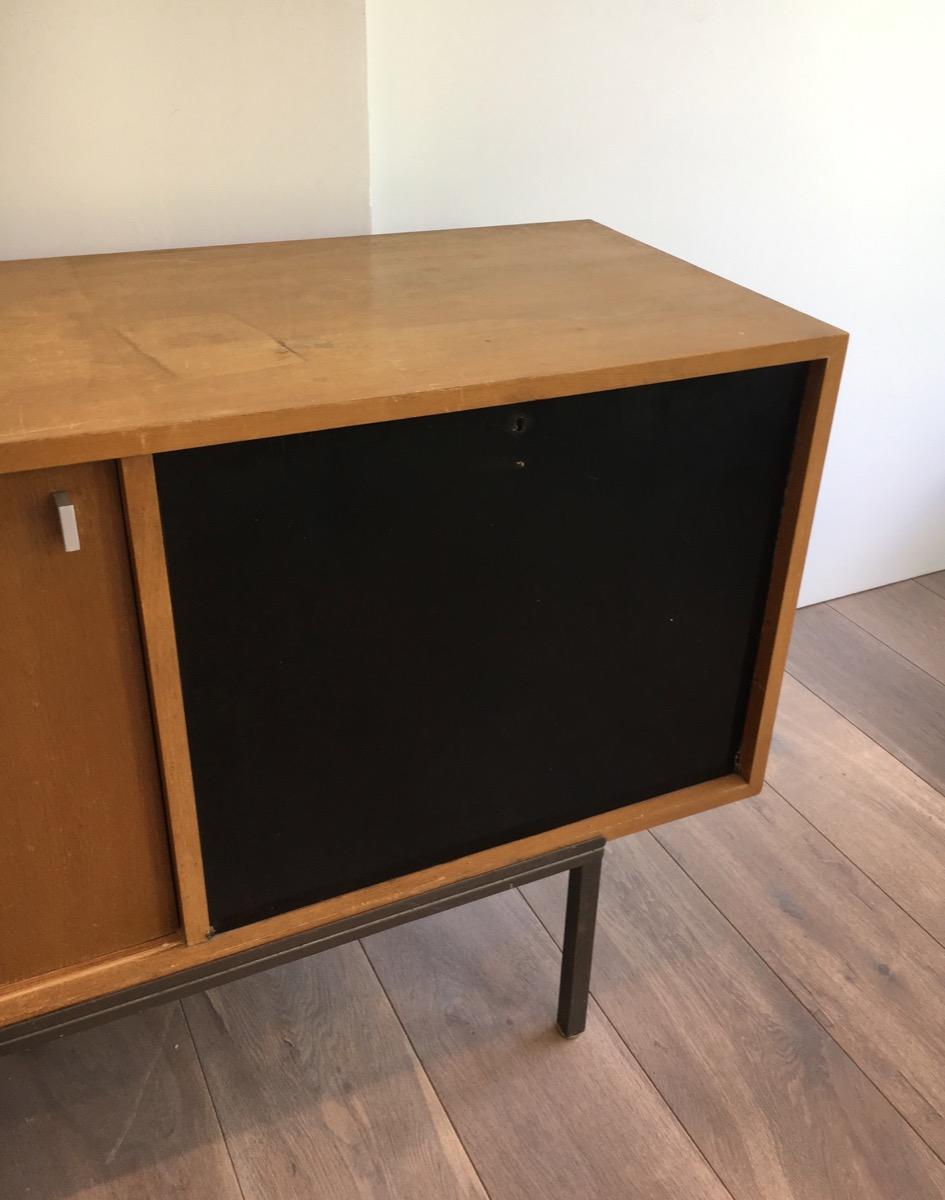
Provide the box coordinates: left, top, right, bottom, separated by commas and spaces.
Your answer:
768, 674, 945, 944
788, 603, 945, 794
0, 462, 178, 985
363, 889, 732, 1200
183, 945, 487, 1200
917, 570, 945, 600
0, 772, 752, 1027
0, 1003, 242, 1200
831, 579, 945, 683
119, 456, 210, 945
738, 352, 845, 788
0, 222, 846, 473
522, 832, 945, 1200
654, 789, 945, 1160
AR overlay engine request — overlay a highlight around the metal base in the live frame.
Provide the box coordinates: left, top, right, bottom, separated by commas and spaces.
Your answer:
556, 851, 603, 1037
0, 838, 605, 1054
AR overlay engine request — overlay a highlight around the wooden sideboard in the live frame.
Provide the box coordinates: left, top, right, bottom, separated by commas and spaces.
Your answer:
0, 221, 847, 1041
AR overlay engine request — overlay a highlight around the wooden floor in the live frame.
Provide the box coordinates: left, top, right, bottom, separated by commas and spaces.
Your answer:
5, 572, 945, 1199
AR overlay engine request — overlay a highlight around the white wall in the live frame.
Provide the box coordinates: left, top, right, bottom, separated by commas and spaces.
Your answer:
366, 0, 945, 605
0, 1, 369, 259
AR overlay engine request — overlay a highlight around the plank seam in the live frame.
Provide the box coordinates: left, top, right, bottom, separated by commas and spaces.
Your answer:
648, 826, 945, 1171
765, 774, 945, 967
825, 596, 945, 687
516, 887, 739, 1200
356, 940, 495, 1200
913, 576, 945, 600
178, 1000, 250, 1200
782, 668, 945, 798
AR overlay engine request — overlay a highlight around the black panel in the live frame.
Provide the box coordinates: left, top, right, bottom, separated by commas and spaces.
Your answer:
155, 364, 807, 931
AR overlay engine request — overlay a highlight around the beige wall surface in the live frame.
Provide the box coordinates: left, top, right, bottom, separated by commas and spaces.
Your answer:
0, 0, 369, 259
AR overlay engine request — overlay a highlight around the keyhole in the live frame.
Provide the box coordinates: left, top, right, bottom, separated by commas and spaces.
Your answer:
510, 413, 529, 435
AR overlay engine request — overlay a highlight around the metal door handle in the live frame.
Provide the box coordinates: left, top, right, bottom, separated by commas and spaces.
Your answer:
52, 491, 80, 552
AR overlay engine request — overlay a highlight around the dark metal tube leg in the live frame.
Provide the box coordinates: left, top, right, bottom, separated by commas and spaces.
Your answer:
556, 851, 602, 1038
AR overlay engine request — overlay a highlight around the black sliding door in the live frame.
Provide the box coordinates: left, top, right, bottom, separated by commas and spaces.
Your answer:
155, 363, 806, 931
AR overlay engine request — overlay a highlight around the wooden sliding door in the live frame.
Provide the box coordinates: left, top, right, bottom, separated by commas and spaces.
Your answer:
0, 462, 178, 986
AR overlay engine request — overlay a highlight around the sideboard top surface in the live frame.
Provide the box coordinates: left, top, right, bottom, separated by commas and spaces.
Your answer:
0, 220, 846, 472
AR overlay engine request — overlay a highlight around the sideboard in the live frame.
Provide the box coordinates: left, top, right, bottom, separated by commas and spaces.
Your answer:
0, 221, 846, 1046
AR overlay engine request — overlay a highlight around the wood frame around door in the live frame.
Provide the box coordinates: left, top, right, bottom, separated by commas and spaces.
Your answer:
119, 456, 211, 947
0, 348, 845, 1030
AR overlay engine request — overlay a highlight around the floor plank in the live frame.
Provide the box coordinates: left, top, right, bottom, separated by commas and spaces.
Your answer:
522, 832, 945, 1200
768, 674, 945, 943
831, 579, 945, 683
654, 790, 945, 1162
917, 570, 945, 600
788, 603, 945, 793
183, 943, 487, 1200
363, 889, 732, 1200
0, 1003, 242, 1200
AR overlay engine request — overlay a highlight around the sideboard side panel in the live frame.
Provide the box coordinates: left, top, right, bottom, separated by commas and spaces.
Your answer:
738, 348, 847, 787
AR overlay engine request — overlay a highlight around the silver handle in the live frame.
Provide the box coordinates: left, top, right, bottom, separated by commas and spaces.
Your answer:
52, 491, 80, 552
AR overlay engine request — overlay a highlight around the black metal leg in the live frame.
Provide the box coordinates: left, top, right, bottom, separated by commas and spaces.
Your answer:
556, 850, 602, 1038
